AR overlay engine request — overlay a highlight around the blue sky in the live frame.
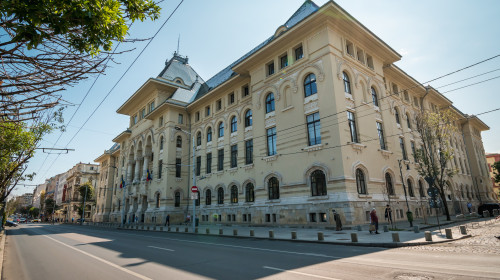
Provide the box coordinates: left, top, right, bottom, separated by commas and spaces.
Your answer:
14, 0, 500, 196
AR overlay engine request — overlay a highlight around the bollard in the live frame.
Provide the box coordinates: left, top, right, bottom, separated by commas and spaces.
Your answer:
483, 210, 490, 218
250, 229, 255, 237
206, 228, 210, 234
392, 232, 400, 242
269, 230, 274, 239
219, 228, 223, 235
425, 231, 432, 241
356, 225, 362, 231
176, 227, 179, 232
233, 229, 238, 236
291, 231, 297, 240
317, 232, 324, 241
185, 227, 188, 233
350, 233, 358, 242
460, 225, 467, 235
383, 225, 389, 232
413, 226, 420, 233
445, 228, 453, 239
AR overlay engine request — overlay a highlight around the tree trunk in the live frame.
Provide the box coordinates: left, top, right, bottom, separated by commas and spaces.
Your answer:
438, 185, 451, 221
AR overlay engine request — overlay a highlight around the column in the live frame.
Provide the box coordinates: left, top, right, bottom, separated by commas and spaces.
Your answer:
142, 154, 150, 181
126, 162, 133, 183
134, 158, 140, 182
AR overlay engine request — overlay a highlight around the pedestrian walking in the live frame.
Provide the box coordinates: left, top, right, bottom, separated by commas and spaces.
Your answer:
385, 204, 393, 225
467, 202, 472, 213
165, 214, 170, 226
370, 208, 380, 234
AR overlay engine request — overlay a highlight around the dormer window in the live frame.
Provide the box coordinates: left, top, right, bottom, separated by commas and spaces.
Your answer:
267, 61, 275, 76
294, 45, 303, 61
280, 53, 288, 69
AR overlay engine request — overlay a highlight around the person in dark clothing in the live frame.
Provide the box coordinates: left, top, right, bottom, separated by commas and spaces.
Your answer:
370, 208, 380, 234
165, 214, 170, 226
385, 204, 393, 225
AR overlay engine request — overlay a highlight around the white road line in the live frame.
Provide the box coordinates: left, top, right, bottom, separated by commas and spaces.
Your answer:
148, 246, 174, 252
263, 266, 342, 280
43, 235, 152, 280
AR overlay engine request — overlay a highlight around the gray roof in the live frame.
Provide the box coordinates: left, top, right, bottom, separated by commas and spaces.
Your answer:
158, 53, 205, 87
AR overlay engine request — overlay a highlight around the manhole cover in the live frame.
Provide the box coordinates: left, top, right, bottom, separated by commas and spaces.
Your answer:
394, 273, 433, 280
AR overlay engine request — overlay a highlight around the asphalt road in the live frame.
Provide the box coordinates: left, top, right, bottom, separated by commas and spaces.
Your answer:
3, 224, 499, 280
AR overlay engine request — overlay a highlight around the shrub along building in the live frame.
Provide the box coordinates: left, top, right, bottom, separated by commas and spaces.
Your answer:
96, 1, 493, 227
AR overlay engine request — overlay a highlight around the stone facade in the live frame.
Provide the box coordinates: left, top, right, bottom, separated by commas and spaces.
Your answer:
98, 1, 493, 227
486, 153, 500, 201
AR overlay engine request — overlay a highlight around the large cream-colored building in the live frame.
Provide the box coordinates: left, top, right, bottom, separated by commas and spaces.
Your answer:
96, 1, 493, 227
61, 162, 99, 222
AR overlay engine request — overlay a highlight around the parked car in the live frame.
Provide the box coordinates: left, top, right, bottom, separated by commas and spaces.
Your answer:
478, 203, 500, 217
32, 219, 41, 223
6, 220, 18, 227
19, 218, 27, 223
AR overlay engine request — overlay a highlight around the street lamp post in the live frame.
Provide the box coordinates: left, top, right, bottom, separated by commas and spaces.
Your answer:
398, 159, 413, 227
81, 178, 90, 225
174, 126, 196, 233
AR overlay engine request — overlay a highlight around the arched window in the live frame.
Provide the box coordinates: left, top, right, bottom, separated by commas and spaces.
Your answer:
217, 187, 224, 204
407, 179, 415, 197
268, 177, 280, 200
385, 173, 395, 195
419, 180, 425, 197
174, 192, 180, 207
245, 110, 252, 127
342, 71, 351, 94
176, 136, 182, 148
245, 183, 255, 202
156, 193, 160, 208
231, 185, 238, 203
356, 169, 367, 194
196, 132, 201, 146
160, 136, 164, 150
218, 122, 224, 138
311, 170, 327, 196
406, 113, 412, 129
266, 93, 275, 113
230, 116, 237, 133
395, 108, 400, 125
371, 87, 378, 107
205, 189, 211, 205
304, 73, 317, 97
207, 127, 212, 142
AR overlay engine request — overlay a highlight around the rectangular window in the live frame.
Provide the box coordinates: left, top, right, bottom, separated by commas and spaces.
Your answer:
306, 112, 321, 146
175, 158, 181, 178
205, 106, 210, 116
310, 213, 317, 222
242, 85, 249, 97
196, 156, 201, 176
159, 116, 163, 127
217, 149, 224, 171
411, 141, 416, 160
267, 61, 275, 76
366, 55, 374, 69
347, 111, 358, 143
245, 139, 253, 165
158, 160, 162, 179
230, 145, 238, 168
392, 84, 399, 96
356, 48, 365, 64
216, 99, 222, 111
148, 101, 155, 113
206, 153, 212, 174
295, 45, 303, 61
140, 108, 146, 119
133, 115, 138, 125
346, 40, 354, 56
178, 114, 183, 124
376, 122, 386, 150
280, 54, 288, 69
229, 93, 235, 105
195, 112, 200, 122
266, 127, 277, 156
400, 138, 408, 160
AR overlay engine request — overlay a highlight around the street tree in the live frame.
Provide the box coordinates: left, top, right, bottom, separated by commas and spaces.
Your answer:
1, 0, 161, 121
44, 197, 59, 218
29, 207, 40, 218
492, 161, 500, 184
414, 109, 458, 221
78, 182, 94, 221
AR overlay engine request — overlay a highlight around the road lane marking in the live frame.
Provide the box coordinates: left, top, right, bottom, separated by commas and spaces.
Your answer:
148, 246, 174, 252
43, 235, 152, 280
263, 266, 342, 280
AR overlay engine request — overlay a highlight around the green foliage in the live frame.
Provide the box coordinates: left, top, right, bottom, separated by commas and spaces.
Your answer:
414, 109, 458, 221
78, 182, 94, 202
44, 198, 59, 214
492, 161, 500, 184
1, 0, 161, 56
29, 207, 40, 218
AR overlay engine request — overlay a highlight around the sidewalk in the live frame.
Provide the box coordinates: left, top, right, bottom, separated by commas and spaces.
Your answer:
87, 214, 499, 248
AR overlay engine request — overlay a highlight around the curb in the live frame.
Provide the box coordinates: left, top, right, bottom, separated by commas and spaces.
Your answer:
113, 226, 472, 249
